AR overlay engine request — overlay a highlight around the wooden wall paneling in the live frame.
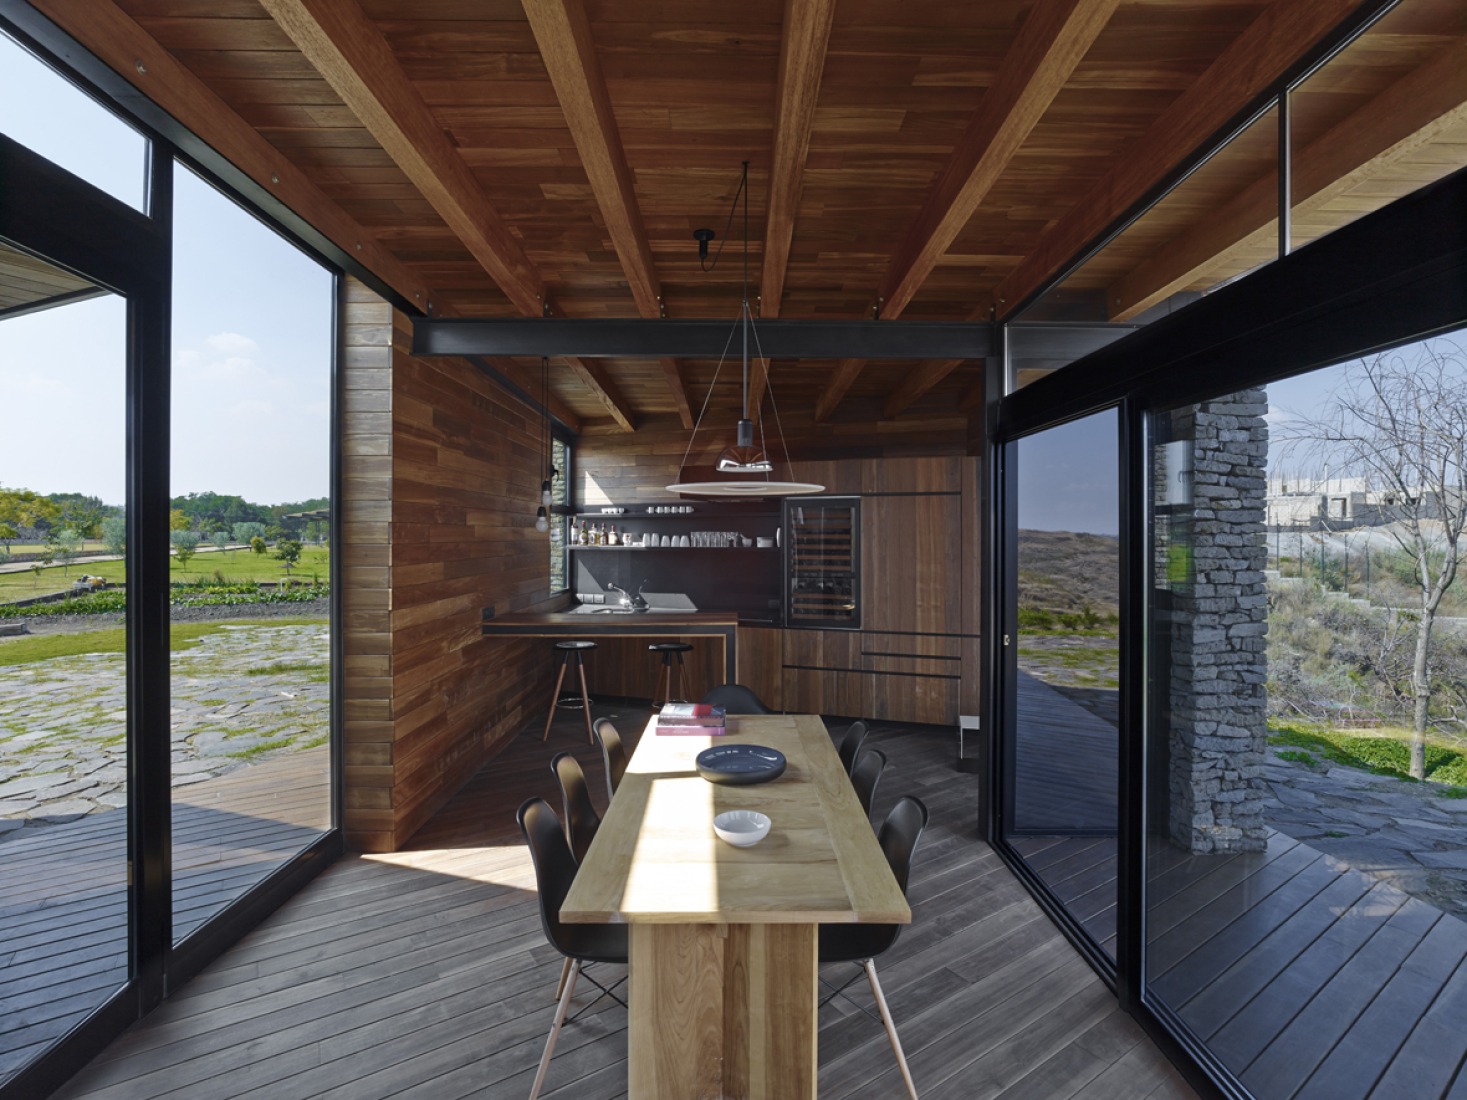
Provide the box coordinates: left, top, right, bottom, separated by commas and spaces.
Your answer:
341, 277, 397, 850
578, 635, 722, 704
736, 625, 783, 709
862, 455, 963, 494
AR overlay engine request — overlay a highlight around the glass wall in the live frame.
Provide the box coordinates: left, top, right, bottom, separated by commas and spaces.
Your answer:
1146, 331, 1467, 1097
0, 250, 129, 1087
1004, 410, 1121, 957
168, 166, 334, 941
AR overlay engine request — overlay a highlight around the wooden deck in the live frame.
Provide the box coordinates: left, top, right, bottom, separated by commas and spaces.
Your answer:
1013, 672, 1118, 834
1011, 829, 1467, 1098
44, 703, 1195, 1100
0, 749, 330, 1087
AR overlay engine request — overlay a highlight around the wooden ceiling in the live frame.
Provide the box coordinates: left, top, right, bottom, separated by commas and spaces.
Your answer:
0, 240, 101, 318
29, 0, 1466, 433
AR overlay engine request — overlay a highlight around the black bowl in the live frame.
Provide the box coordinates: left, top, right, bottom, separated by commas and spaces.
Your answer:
695, 744, 787, 786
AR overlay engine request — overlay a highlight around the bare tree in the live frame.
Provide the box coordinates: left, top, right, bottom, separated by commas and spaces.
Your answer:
1281, 338, 1467, 778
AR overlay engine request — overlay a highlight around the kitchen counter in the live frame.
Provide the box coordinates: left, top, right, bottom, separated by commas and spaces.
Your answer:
482, 609, 739, 681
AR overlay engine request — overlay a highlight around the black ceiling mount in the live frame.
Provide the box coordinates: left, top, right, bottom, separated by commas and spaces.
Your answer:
693, 227, 715, 261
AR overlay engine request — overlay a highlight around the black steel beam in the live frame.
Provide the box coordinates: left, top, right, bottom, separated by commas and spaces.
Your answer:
414, 317, 992, 361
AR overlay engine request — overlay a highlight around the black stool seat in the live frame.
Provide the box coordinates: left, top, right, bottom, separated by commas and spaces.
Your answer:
648, 641, 693, 653
542, 639, 596, 745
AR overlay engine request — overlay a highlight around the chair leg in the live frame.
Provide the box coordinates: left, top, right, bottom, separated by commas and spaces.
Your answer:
865, 959, 918, 1099
541, 660, 568, 742
575, 658, 595, 744
553, 956, 573, 1001
530, 959, 580, 1100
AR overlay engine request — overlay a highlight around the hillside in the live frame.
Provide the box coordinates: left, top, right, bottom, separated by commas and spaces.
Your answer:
1017, 529, 1120, 613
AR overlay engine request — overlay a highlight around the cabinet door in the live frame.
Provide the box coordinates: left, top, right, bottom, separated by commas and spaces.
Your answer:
736, 626, 783, 710
861, 494, 962, 634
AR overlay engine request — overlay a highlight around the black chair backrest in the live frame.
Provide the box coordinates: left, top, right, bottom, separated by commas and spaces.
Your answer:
879, 795, 929, 897
552, 752, 601, 865
518, 796, 629, 965
700, 682, 774, 715
593, 718, 627, 801
517, 797, 579, 957
838, 720, 870, 775
850, 748, 885, 817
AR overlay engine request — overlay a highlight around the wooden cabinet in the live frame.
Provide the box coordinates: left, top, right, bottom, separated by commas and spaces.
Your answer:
861, 493, 962, 635
736, 625, 783, 711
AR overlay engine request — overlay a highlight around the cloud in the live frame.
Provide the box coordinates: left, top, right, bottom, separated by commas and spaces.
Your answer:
205, 331, 259, 355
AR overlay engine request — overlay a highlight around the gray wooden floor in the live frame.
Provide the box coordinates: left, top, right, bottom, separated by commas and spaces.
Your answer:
1013, 672, 1118, 833
0, 748, 330, 1088
1012, 829, 1467, 1099
47, 702, 1194, 1100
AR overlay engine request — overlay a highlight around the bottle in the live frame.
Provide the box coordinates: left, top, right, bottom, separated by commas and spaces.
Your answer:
608, 524, 619, 546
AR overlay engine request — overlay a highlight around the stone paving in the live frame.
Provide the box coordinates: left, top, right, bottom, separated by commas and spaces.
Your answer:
1262, 745, 1467, 917
0, 621, 329, 837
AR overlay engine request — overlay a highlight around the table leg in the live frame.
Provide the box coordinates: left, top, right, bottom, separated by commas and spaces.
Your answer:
629, 923, 816, 1100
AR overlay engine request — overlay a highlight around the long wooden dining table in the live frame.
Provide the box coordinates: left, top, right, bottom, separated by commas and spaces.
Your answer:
559, 713, 910, 1099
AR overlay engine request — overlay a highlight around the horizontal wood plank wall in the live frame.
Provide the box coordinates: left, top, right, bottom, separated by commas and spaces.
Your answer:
341, 278, 567, 851
341, 278, 396, 851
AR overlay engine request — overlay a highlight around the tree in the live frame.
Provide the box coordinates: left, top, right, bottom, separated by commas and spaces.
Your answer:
1282, 338, 1467, 779
249, 535, 267, 556
0, 522, 16, 555
0, 487, 60, 535
48, 528, 81, 575
101, 515, 127, 556
232, 521, 266, 545
274, 538, 303, 578
170, 529, 201, 568
169, 508, 190, 532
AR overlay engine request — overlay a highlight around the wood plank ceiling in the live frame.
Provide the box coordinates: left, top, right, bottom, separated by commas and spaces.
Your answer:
30, 0, 1465, 434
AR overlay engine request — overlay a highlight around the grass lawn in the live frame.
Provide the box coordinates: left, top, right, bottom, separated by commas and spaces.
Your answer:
0, 546, 329, 602
0, 617, 328, 667
1269, 720, 1467, 794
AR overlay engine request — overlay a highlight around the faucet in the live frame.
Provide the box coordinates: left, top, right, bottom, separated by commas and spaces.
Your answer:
607, 582, 649, 610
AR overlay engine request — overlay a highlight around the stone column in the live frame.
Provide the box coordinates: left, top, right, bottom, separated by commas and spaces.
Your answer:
1165, 389, 1270, 854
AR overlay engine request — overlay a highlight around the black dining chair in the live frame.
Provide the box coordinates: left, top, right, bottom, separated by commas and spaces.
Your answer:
838, 719, 870, 775
819, 795, 929, 1100
700, 682, 774, 715
592, 717, 627, 804
850, 748, 886, 818
517, 798, 628, 1100
551, 752, 600, 866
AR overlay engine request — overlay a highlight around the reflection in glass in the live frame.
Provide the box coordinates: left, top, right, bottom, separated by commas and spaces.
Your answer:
1290, 0, 1467, 253
1010, 104, 1279, 390
0, 32, 149, 211
550, 437, 569, 592
1147, 332, 1467, 1096
169, 166, 333, 942
0, 249, 127, 1085
1005, 409, 1120, 957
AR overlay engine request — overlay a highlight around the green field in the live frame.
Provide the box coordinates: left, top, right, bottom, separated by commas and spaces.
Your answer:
0, 616, 329, 667
0, 546, 329, 602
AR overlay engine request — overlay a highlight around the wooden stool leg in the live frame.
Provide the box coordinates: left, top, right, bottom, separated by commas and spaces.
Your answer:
576, 656, 595, 744
542, 659, 568, 742
673, 652, 687, 702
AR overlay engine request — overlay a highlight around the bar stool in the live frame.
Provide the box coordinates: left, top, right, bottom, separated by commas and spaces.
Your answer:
542, 640, 597, 744
648, 642, 693, 709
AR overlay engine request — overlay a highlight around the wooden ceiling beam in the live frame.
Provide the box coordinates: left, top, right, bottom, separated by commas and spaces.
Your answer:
992, 0, 1363, 319
761, 0, 837, 320
523, 0, 690, 425
494, 359, 583, 435
568, 358, 637, 433
258, 0, 544, 315
814, 0, 1116, 423
883, 359, 965, 420
1108, 36, 1467, 321
814, 359, 864, 423
259, 0, 637, 432
30, 0, 433, 310
878, 0, 1120, 320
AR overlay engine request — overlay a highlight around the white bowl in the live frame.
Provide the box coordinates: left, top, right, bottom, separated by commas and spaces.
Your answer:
713, 810, 771, 847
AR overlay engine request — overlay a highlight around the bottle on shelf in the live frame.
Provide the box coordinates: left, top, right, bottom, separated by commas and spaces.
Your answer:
608, 524, 619, 546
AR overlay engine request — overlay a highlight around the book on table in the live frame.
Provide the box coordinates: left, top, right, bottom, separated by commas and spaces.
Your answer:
657, 703, 726, 733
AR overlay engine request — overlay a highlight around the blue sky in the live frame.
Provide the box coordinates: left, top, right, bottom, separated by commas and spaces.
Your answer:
0, 33, 332, 508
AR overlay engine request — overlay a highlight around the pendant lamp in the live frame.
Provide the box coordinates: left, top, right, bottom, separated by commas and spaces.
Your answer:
666, 162, 823, 498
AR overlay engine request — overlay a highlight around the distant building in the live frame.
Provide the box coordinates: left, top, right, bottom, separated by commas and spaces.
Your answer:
1266, 476, 1433, 529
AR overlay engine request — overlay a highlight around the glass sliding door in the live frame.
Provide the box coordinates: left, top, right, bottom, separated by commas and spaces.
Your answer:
168, 165, 334, 942
0, 248, 129, 1086
1146, 331, 1467, 1097
1003, 409, 1122, 958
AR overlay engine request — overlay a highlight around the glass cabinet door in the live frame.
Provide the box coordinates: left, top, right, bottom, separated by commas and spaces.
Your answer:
784, 497, 860, 628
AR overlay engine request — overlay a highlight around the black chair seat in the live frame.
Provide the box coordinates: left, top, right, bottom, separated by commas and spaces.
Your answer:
648, 641, 693, 652
556, 639, 598, 651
